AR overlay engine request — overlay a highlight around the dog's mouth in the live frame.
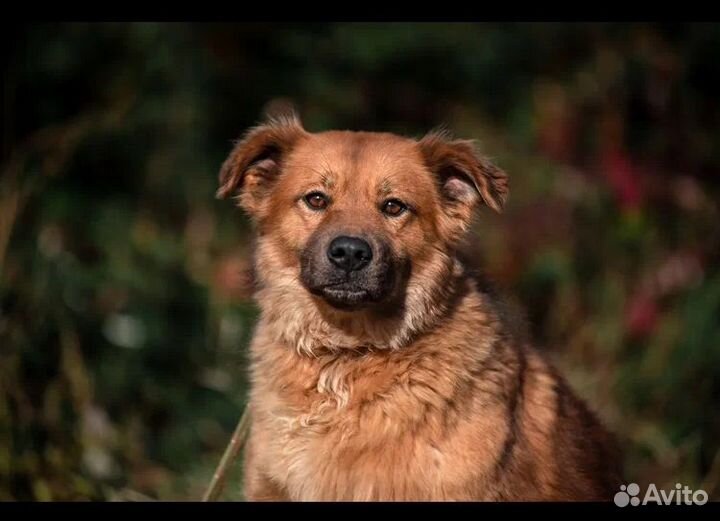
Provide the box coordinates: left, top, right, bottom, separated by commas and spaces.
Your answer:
318, 283, 373, 310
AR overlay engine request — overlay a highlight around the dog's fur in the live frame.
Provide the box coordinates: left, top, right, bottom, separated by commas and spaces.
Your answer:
217, 113, 622, 501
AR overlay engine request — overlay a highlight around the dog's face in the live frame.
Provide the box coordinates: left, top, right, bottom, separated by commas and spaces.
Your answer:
218, 115, 508, 313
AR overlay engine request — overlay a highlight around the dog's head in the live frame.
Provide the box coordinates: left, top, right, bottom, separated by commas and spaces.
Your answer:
218, 114, 507, 321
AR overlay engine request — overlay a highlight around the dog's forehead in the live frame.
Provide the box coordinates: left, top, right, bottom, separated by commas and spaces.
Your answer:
289, 130, 426, 185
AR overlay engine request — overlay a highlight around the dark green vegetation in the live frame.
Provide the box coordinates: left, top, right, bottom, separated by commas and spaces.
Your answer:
1, 23, 719, 500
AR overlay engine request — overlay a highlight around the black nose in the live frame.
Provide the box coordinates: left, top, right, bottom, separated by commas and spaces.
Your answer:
327, 236, 373, 272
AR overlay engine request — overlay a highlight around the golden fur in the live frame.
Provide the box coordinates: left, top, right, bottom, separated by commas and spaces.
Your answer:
218, 114, 622, 501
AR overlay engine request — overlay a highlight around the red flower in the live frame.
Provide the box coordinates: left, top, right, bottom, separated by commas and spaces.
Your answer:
600, 148, 644, 211
625, 291, 659, 338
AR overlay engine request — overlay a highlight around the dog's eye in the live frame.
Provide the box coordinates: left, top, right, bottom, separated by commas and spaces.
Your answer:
304, 192, 329, 211
382, 199, 407, 217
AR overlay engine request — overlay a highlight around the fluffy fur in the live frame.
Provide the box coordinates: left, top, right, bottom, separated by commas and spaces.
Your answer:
218, 114, 622, 501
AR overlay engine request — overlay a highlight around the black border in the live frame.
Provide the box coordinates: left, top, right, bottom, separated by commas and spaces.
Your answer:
1, 500, 720, 519
3, 3, 720, 22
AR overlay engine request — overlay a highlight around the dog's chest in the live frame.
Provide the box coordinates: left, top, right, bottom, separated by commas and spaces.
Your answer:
259, 397, 428, 499
251, 357, 474, 501
247, 333, 504, 500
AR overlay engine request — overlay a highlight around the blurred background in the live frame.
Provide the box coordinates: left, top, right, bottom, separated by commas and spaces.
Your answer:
1, 22, 719, 501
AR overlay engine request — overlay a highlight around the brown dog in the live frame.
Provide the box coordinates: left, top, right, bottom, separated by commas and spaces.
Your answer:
217, 113, 622, 501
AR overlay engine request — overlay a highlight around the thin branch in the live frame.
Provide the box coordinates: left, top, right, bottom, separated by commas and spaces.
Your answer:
202, 406, 250, 501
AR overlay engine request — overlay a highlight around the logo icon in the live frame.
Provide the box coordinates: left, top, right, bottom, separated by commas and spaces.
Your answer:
614, 483, 641, 507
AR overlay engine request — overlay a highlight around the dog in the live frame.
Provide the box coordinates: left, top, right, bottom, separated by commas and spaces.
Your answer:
217, 113, 623, 501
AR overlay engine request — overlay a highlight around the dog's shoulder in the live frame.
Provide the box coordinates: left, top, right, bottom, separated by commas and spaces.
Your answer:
456, 246, 532, 348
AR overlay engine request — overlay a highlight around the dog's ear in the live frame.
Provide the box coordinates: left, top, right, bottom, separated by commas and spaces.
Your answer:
217, 113, 307, 215
419, 130, 509, 214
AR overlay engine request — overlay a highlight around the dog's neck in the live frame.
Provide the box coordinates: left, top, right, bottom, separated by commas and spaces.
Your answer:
253, 254, 470, 356
248, 255, 506, 424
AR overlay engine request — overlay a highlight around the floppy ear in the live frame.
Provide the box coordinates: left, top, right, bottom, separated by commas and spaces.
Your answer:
217, 113, 307, 216
418, 130, 509, 214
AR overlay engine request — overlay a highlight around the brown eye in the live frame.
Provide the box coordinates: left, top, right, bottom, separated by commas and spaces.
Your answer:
304, 192, 329, 210
382, 199, 407, 217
